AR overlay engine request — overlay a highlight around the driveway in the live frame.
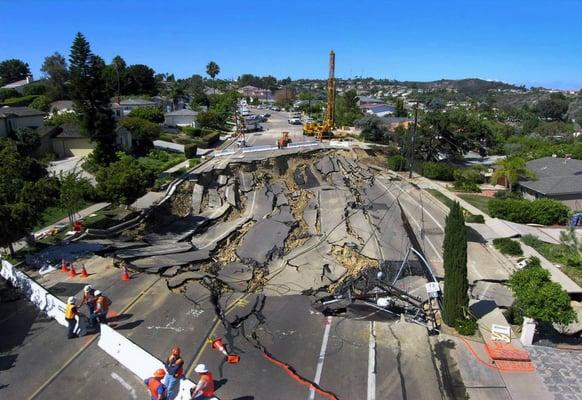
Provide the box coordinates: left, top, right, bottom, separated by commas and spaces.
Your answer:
47, 156, 96, 185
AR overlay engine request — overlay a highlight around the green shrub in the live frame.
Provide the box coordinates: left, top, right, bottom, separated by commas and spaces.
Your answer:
1, 95, 39, 107
128, 106, 164, 123
23, 82, 48, 96
494, 190, 523, 200
202, 130, 220, 146
173, 136, 195, 145
453, 181, 481, 192
0, 88, 20, 101
29, 95, 51, 112
387, 155, 407, 171
189, 158, 201, 168
421, 162, 456, 181
159, 132, 175, 142
489, 198, 530, 222
184, 144, 198, 158
493, 238, 523, 256
503, 304, 524, 325
181, 127, 204, 137
455, 317, 477, 336
529, 198, 570, 226
386, 144, 400, 156
465, 214, 485, 223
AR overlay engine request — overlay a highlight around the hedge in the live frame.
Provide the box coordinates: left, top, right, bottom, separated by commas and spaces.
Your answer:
184, 144, 198, 158
1, 95, 39, 107
421, 162, 456, 181
493, 238, 523, 256
489, 198, 570, 225
387, 155, 407, 171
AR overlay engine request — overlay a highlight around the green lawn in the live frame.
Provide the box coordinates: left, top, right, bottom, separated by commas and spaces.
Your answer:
425, 189, 485, 223
426, 189, 455, 209
457, 194, 490, 215
34, 201, 90, 231
137, 150, 185, 175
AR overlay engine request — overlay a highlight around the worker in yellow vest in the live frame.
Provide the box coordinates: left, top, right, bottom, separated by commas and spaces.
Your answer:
64, 297, 78, 339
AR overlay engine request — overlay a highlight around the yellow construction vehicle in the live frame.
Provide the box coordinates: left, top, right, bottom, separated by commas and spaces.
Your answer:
303, 50, 336, 141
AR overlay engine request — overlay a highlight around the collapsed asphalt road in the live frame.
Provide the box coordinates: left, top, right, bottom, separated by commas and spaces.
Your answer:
73, 148, 451, 398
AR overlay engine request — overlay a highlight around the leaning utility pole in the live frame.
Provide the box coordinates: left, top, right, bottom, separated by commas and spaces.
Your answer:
408, 101, 419, 179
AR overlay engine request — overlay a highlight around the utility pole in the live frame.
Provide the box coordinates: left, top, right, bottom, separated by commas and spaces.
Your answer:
408, 101, 419, 179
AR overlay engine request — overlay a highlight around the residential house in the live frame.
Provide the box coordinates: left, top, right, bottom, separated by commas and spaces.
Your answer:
239, 85, 272, 101
49, 123, 95, 158
519, 156, 582, 210
0, 106, 45, 137
366, 104, 396, 118
46, 123, 132, 158
164, 109, 198, 127
111, 98, 158, 118
1, 75, 33, 94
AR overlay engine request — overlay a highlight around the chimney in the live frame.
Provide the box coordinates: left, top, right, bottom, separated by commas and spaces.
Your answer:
26, 75, 32, 84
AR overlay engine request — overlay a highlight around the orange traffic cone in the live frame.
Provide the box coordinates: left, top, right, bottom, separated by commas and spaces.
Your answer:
211, 337, 240, 364
80, 264, 89, 278
211, 337, 229, 357
61, 259, 69, 272
68, 263, 77, 277
121, 266, 130, 281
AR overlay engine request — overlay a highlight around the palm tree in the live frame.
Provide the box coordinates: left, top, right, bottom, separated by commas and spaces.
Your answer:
491, 156, 536, 191
206, 61, 220, 94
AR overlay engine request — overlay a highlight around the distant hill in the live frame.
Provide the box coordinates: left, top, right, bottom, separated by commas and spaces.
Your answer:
397, 78, 525, 97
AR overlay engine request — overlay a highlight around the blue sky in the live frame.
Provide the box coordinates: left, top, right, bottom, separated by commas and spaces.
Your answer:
1, 0, 581, 89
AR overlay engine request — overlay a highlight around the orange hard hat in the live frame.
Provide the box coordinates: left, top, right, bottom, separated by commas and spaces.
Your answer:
153, 369, 166, 378
171, 346, 181, 355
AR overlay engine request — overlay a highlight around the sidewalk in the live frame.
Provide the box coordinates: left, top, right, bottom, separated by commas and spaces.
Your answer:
12, 202, 110, 253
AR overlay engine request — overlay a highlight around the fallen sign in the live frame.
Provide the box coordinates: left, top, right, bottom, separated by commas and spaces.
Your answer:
491, 324, 511, 343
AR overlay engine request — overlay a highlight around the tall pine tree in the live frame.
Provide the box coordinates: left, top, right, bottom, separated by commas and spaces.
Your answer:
69, 33, 117, 165
442, 201, 469, 326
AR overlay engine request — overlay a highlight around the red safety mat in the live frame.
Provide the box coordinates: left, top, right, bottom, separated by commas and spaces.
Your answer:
495, 360, 536, 372
485, 342, 531, 362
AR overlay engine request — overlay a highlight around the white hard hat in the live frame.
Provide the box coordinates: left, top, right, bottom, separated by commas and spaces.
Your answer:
67, 296, 76, 304
94, 290, 102, 296
84, 285, 93, 292
194, 364, 208, 373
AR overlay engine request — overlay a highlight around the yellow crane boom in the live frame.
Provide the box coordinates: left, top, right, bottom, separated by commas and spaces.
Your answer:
303, 50, 336, 141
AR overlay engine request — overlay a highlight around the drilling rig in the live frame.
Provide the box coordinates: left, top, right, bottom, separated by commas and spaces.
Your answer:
303, 50, 336, 141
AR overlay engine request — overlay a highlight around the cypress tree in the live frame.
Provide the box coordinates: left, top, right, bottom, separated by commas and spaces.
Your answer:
442, 201, 469, 326
69, 33, 117, 165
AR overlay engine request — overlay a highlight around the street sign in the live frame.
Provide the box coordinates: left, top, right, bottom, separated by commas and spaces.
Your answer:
425, 282, 440, 298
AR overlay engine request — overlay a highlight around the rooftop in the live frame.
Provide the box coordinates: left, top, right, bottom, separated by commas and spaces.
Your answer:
0, 106, 45, 118
519, 157, 582, 196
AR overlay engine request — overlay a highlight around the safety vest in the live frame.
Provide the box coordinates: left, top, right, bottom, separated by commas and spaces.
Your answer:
146, 377, 166, 400
199, 372, 215, 397
166, 356, 184, 378
96, 296, 111, 313
64, 304, 77, 320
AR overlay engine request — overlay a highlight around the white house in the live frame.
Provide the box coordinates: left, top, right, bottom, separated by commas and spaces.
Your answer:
0, 106, 45, 137
164, 109, 198, 127
1, 76, 33, 94
111, 98, 158, 118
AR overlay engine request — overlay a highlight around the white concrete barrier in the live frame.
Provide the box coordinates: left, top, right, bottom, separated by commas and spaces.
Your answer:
242, 145, 278, 153
287, 141, 319, 148
98, 324, 195, 399
214, 150, 236, 157
329, 140, 351, 148
1, 259, 67, 326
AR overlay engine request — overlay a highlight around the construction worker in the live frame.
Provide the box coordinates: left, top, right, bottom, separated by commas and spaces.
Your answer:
190, 364, 215, 400
163, 346, 184, 400
91, 290, 111, 326
64, 297, 78, 339
144, 369, 168, 400
80, 284, 96, 315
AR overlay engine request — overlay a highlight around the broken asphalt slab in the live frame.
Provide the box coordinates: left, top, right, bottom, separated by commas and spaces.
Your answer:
236, 219, 291, 264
